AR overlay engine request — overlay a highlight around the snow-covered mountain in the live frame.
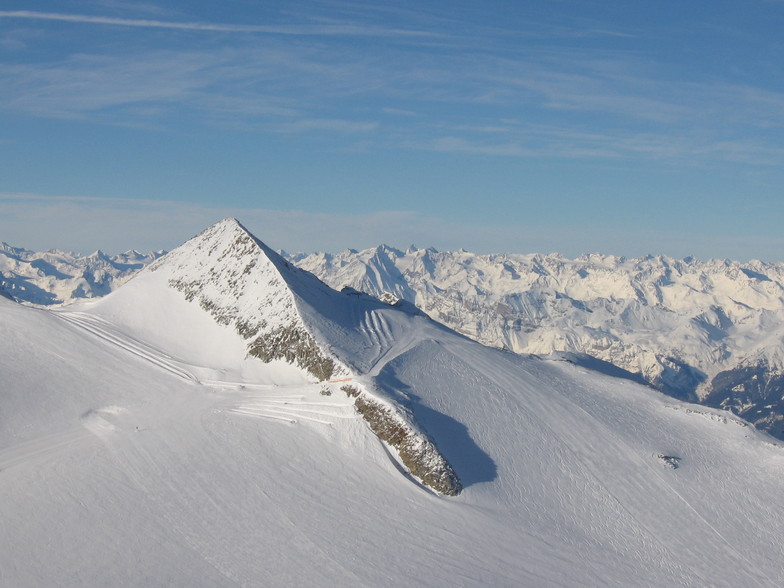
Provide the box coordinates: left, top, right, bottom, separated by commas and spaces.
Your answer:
0, 241, 163, 305
3, 218, 784, 586
5, 232, 784, 439
292, 246, 784, 438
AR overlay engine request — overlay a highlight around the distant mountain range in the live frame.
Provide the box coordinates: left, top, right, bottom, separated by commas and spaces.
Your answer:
3, 237, 784, 439
292, 246, 784, 439
0, 242, 164, 305
4, 218, 784, 586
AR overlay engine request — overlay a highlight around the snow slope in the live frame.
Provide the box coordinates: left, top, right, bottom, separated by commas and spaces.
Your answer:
0, 242, 162, 305
293, 246, 784, 436
2, 220, 784, 586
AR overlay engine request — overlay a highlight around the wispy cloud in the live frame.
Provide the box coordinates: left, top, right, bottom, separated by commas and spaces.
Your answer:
412, 123, 784, 167
272, 118, 378, 134
381, 107, 418, 117
3, 41, 783, 165
0, 51, 225, 119
2, 8, 784, 168
423, 137, 539, 158
0, 10, 435, 38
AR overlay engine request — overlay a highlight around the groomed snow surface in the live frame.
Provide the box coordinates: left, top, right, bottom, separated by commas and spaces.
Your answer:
2, 219, 784, 587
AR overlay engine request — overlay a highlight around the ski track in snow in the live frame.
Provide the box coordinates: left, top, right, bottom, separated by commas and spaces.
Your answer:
55, 311, 199, 383
359, 308, 421, 376
55, 310, 357, 429
224, 392, 356, 426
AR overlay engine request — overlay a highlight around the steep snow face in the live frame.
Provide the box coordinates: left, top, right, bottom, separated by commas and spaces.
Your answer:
294, 246, 784, 434
0, 242, 162, 305
4, 251, 784, 586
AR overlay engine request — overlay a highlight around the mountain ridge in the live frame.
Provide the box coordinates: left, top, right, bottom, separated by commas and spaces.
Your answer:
0, 240, 163, 305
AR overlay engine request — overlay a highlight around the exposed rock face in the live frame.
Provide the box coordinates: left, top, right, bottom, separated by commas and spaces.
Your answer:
246, 322, 336, 381
342, 385, 461, 496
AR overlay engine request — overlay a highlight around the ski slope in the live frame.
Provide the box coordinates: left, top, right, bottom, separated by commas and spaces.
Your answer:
2, 220, 784, 586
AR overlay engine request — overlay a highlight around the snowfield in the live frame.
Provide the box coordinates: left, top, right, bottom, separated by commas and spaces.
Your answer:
2, 219, 784, 586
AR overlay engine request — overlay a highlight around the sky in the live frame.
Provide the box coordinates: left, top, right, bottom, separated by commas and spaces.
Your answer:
1, 1, 783, 260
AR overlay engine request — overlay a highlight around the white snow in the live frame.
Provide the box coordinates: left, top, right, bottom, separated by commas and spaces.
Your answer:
2, 220, 784, 586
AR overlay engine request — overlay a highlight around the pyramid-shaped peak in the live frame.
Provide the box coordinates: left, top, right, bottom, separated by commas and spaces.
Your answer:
204, 217, 254, 238
189, 217, 257, 247
144, 218, 346, 383
156, 219, 291, 316
159, 217, 280, 274
181, 218, 304, 274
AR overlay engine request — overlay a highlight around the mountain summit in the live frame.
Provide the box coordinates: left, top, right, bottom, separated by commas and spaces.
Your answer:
3, 219, 784, 586
90, 218, 462, 495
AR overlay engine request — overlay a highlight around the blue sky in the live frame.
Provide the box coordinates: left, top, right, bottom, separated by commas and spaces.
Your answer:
1, 1, 783, 260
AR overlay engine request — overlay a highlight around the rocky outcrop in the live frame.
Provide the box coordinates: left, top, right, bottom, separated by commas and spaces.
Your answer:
246, 321, 336, 381
343, 385, 462, 496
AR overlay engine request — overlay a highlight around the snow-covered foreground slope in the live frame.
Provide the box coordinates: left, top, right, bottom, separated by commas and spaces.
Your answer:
293, 246, 784, 437
0, 242, 162, 305
3, 220, 784, 586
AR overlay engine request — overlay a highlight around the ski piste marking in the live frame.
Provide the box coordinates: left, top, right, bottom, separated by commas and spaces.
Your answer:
226, 409, 297, 424
225, 390, 356, 427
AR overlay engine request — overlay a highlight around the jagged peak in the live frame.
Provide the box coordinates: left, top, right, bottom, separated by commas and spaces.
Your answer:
86, 249, 112, 262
